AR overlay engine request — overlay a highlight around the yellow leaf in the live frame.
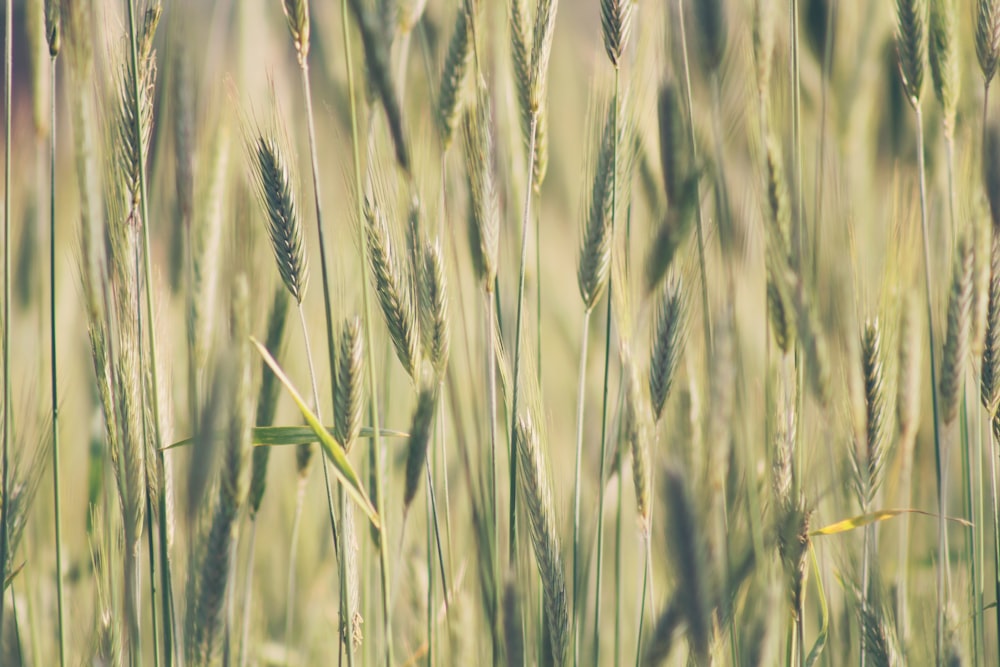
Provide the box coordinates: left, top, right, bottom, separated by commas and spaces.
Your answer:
811, 509, 971, 537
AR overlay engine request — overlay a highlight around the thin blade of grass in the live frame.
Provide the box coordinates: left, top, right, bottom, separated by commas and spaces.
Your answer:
251, 337, 379, 527
810, 509, 972, 536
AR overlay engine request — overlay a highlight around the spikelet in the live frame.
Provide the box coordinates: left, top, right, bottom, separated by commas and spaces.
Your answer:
940, 234, 974, 424
249, 287, 291, 517
403, 383, 438, 512
44, 0, 60, 57
657, 82, 686, 207
649, 275, 686, 422
795, 285, 832, 406
695, 0, 728, 73
437, 2, 474, 147
529, 0, 559, 113
113, 33, 157, 218
503, 576, 525, 667
973, 219, 992, 355
661, 468, 711, 662
348, 0, 410, 171
363, 200, 420, 378
600, 0, 633, 68
860, 589, 903, 667
463, 87, 500, 290
419, 241, 450, 380
187, 277, 253, 665
977, 0, 1000, 85
896, 0, 927, 106
940, 235, 972, 424
577, 98, 616, 311
335, 316, 365, 447
752, 0, 774, 101
621, 344, 651, 533
984, 233, 1000, 413
515, 412, 569, 666
986, 122, 1000, 231
929, 0, 958, 135
248, 131, 309, 303
282, 0, 311, 65
855, 320, 888, 506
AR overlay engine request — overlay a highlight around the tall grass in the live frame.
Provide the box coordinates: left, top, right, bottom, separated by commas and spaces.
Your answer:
8, 1, 1000, 666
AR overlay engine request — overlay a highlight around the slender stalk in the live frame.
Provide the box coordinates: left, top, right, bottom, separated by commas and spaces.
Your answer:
614, 438, 624, 666
633, 538, 650, 667
593, 61, 623, 667
508, 114, 539, 562
239, 519, 258, 667
339, 1, 392, 662
289, 305, 344, 659
789, 0, 804, 265
297, 37, 354, 667
0, 0, 13, 644
960, 389, 980, 665
812, 0, 836, 287
675, 0, 712, 354
897, 423, 916, 643
485, 289, 501, 665
990, 418, 1000, 652
47, 52, 66, 667
124, 1, 175, 661
914, 106, 947, 665
572, 309, 592, 667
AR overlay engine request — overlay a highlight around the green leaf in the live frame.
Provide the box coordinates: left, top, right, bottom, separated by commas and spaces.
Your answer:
162, 425, 407, 451
810, 509, 972, 537
251, 337, 380, 528
804, 546, 828, 667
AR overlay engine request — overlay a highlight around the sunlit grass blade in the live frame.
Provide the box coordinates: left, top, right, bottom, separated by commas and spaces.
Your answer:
164, 426, 408, 450
810, 509, 972, 537
251, 337, 379, 527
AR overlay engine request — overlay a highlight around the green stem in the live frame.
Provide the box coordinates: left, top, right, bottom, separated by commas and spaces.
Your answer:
789, 0, 804, 268
1, 0, 14, 646
914, 105, 946, 666
339, 2, 392, 663
294, 304, 345, 659
572, 309, 592, 667
298, 42, 353, 665
989, 416, 1000, 655
239, 519, 257, 667
509, 114, 539, 564
48, 53, 66, 667
960, 387, 979, 666
486, 288, 501, 665
614, 437, 624, 666
593, 62, 622, 667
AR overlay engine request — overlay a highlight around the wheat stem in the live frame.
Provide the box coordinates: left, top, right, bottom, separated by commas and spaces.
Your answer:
47, 49, 67, 667
508, 114, 539, 563
340, 0, 392, 662
913, 105, 947, 664
571, 308, 592, 667
1, 0, 12, 645
990, 414, 1000, 653
124, 1, 174, 662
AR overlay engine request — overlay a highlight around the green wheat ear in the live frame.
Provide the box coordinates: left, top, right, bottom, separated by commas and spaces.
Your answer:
248, 132, 309, 304
977, 0, 1000, 84
896, 0, 928, 106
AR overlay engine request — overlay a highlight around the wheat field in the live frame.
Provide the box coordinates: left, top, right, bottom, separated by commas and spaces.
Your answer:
1, 0, 999, 665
